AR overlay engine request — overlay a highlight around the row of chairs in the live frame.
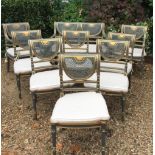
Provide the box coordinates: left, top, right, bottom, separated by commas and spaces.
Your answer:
2, 22, 147, 155
3, 22, 147, 72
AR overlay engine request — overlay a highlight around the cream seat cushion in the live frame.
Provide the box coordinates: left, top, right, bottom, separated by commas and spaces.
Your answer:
129, 48, 146, 57
14, 57, 51, 74
65, 44, 96, 53
6, 47, 30, 57
50, 92, 110, 125
100, 62, 132, 74
85, 72, 129, 93
30, 69, 72, 92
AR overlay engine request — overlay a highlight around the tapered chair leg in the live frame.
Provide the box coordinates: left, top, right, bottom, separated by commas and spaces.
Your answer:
120, 95, 125, 121
51, 125, 56, 155
101, 124, 106, 155
32, 93, 37, 120
16, 75, 21, 98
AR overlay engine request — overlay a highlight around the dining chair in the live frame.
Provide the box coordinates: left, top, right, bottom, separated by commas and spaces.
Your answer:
29, 38, 73, 120
85, 39, 130, 120
3, 22, 30, 72
107, 32, 136, 89
50, 53, 110, 155
121, 25, 147, 76
12, 30, 52, 98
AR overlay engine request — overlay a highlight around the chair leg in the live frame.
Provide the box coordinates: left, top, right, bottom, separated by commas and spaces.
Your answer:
101, 124, 106, 155
16, 75, 21, 99
5, 56, 10, 72
120, 95, 125, 121
128, 72, 132, 90
51, 125, 56, 155
140, 59, 144, 78
32, 93, 37, 120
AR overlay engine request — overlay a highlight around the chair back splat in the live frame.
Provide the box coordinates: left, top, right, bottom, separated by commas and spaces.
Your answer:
29, 38, 61, 73
97, 39, 130, 75
3, 22, 30, 48
62, 31, 89, 53
59, 53, 100, 96
11, 30, 41, 60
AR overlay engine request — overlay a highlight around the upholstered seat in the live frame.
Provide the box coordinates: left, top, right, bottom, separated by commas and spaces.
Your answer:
100, 62, 132, 74
85, 72, 129, 93
65, 44, 96, 53
89, 44, 96, 53
30, 69, 72, 92
14, 57, 51, 74
6, 47, 30, 57
50, 92, 110, 125
129, 47, 146, 57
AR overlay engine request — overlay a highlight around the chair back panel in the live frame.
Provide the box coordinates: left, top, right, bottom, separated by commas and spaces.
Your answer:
62, 55, 96, 80
60, 53, 100, 93
62, 31, 89, 50
108, 32, 135, 60
55, 22, 79, 36
97, 39, 129, 75
97, 39, 129, 61
12, 30, 41, 58
29, 38, 61, 60
81, 23, 105, 38
12, 30, 41, 48
121, 25, 147, 47
29, 38, 61, 73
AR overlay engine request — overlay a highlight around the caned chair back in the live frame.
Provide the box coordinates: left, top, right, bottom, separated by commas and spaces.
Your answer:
54, 22, 79, 36
108, 32, 136, 59
59, 53, 100, 95
97, 39, 130, 75
3, 22, 30, 47
11, 30, 41, 59
29, 38, 61, 73
62, 31, 89, 53
121, 25, 147, 48
81, 23, 105, 42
